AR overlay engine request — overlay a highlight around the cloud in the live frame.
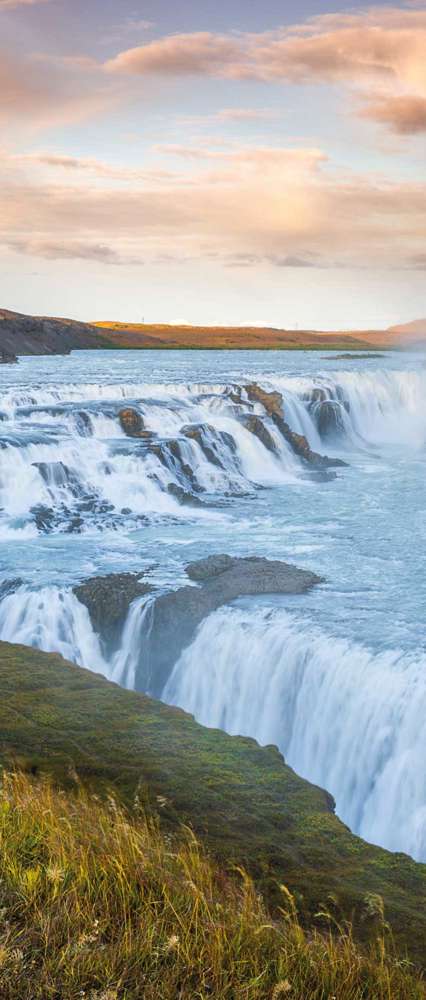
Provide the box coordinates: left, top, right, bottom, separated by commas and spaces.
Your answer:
8, 238, 142, 265
1, 142, 425, 273
105, 9, 426, 134
360, 94, 426, 133
105, 32, 245, 77
0, 50, 118, 131
0, 0, 49, 8
215, 107, 277, 122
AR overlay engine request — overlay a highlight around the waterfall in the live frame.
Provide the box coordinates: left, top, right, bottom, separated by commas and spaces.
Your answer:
271, 369, 426, 449
164, 604, 426, 861
110, 595, 155, 690
1, 369, 425, 536
0, 586, 108, 674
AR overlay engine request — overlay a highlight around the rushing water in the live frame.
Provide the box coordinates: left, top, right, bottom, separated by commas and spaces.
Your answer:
1, 348, 425, 858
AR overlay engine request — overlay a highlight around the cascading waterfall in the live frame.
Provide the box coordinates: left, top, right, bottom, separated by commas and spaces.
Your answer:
0, 586, 108, 674
110, 595, 155, 690
1, 357, 426, 864
164, 604, 426, 861
1, 368, 425, 536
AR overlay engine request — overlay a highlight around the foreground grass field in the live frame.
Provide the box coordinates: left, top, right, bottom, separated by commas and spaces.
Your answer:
0, 772, 424, 1000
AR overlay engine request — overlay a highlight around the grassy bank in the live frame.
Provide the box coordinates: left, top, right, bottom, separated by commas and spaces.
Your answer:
1, 641, 426, 968
0, 771, 424, 1000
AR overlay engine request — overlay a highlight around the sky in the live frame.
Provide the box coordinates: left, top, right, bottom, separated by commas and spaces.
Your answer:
0, 0, 425, 329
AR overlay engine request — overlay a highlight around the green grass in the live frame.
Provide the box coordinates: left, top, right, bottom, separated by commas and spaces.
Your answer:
0, 771, 424, 1000
1, 641, 426, 969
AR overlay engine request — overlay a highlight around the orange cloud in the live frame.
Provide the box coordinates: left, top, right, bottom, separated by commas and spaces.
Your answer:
105, 8, 426, 133
360, 94, 426, 133
0, 0, 49, 8
1, 144, 425, 270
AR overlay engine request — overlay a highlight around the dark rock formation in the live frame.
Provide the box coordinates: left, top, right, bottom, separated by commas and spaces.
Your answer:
0, 579, 23, 598
0, 308, 111, 358
244, 383, 347, 468
167, 483, 204, 507
181, 423, 237, 468
313, 399, 346, 438
240, 414, 277, 453
0, 350, 18, 364
118, 408, 152, 439
245, 383, 284, 418
136, 555, 323, 696
31, 505, 56, 533
74, 573, 152, 653
324, 353, 385, 360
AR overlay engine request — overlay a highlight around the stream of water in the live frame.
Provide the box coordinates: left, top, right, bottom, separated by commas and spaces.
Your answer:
1, 349, 425, 858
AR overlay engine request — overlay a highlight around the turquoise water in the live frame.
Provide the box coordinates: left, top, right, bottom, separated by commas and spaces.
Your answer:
1, 348, 425, 857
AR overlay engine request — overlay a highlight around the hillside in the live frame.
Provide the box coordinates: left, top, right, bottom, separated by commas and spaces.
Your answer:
1, 307, 425, 359
1, 640, 426, 968
95, 320, 385, 351
0, 308, 109, 361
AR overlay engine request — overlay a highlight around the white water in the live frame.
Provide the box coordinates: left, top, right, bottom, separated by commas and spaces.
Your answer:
1, 349, 426, 862
164, 604, 426, 860
0, 586, 107, 674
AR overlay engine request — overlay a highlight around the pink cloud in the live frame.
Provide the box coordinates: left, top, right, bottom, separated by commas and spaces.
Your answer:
105, 9, 426, 133
106, 32, 244, 77
1, 143, 425, 270
0, 0, 50, 8
360, 94, 426, 133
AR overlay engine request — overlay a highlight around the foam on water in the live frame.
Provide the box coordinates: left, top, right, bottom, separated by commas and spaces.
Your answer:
164, 604, 426, 860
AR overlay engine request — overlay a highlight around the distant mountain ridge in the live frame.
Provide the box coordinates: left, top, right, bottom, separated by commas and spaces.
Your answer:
1, 307, 425, 360
389, 318, 426, 335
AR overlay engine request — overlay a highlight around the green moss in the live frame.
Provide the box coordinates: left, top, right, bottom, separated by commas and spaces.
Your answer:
0, 640, 425, 966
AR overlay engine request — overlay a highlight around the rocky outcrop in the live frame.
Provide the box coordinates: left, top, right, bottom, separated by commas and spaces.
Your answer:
0, 350, 18, 364
0, 308, 111, 358
240, 414, 277, 453
245, 384, 284, 418
136, 555, 323, 695
181, 423, 237, 468
118, 408, 152, 439
167, 483, 204, 506
74, 573, 151, 653
244, 383, 347, 468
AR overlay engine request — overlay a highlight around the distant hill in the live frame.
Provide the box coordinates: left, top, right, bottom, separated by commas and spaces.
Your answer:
1, 307, 425, 359
0, 308, 109, 362
388, 319, 426, 337
94, 320, 389, 351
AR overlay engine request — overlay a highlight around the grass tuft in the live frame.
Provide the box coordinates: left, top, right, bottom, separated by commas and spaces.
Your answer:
0, 772, 424, 999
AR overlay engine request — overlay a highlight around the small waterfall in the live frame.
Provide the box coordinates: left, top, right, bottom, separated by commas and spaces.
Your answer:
271, 369, 426, 450
110, 595, 155, 690
0, 586, 108, 674
164, 604, 426, 861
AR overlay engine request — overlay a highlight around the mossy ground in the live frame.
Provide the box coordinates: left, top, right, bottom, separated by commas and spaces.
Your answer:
0, 641, 425, 969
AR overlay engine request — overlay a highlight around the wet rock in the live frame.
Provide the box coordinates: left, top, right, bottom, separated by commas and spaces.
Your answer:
186, 553, 234, 581
74, 573, 152, 653
0, 579, 24, 598
240, 414, 277, 453
245, 384, 284, 418
181, 423, 236, 468
65, 516, 84, 533
33, 461, 82, 494
136, 555, 323, 696
313, 400, 346, 439
0, 350, 18, 364
118, 408, 152, 439
244, 383, 347, 467
75, 411, 93, 436
31, 505, 56, 532
167, 483, 204, 507
272, 416, 347, 468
